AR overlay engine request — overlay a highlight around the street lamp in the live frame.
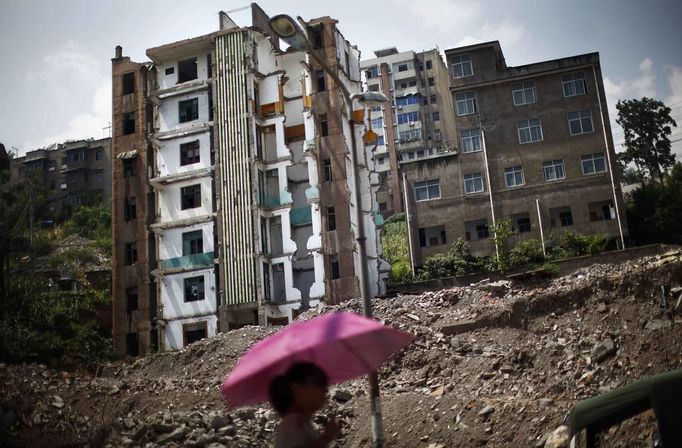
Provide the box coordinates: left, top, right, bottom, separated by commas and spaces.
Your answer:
269, 13, 389, 448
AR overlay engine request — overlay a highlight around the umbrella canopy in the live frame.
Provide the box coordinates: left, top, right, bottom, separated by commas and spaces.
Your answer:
221, 311, 414, 408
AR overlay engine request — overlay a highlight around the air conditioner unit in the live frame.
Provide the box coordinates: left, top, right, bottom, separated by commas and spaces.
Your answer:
409, 122, 415, 127
397, 105, 403, 110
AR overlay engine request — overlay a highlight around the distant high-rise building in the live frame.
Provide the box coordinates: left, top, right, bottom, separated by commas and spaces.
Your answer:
111, 5, 386, 357
360, 48, 457, 217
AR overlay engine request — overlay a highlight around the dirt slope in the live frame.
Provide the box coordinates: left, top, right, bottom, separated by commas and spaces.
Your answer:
2, 250, 682, 447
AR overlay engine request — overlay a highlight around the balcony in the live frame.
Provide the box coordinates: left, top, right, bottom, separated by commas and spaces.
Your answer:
290, 206, 312, 226
258, 192, 293, 209
158, 251, 214, 271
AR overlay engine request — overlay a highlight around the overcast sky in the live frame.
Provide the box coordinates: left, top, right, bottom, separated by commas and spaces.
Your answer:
1, 0, 681, 158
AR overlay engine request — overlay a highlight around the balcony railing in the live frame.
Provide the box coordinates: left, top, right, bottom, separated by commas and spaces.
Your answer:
158, 251, 214, 270
290, 206, 312, 226
258, 192, 293, 209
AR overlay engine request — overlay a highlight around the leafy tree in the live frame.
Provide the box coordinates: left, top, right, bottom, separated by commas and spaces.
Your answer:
616, 97, 677, 184
488, 218, 515, 272
381, 213, 409, 264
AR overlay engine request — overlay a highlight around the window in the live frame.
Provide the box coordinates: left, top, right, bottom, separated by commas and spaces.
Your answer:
568, 110, 594, 135
397, 63, 409, 72
397, 111, 419, 124
180, 140, 201, 165
122, 112, 135, 135
312, 26, 323, 49
581, 153, 607, 175
371, 117, 383, 129
512, 80, 536, 106
179, 98, 199, 123
460, 129, 481, 153
465, 219, 489, 240
589, 201, 615, 222
177, 57, 198, 83
123, 159, 135, 177
320, 114, 329, 137
543, 159, 566, 181
323, 159, 332, 182
418, 225, 446, 247
430, 94, 437, 104
379, 202, 387, 212
517, 118, 543, 144
316, 70, 326, 91
396, 95, 420, 107
95, 170, 104, 183
476, 224, 490, 239
165, 67, 174, 76
455, 91, 476, 116
329, 254, 340, 279
433, 129, 441, 141
428, 77, 434, 87
451, 54, 473, 78
95, 150, 102, 161
326, 207, 336, 231
124, 197, 136, 221
414, 179, 440, 201
125, 287, 138, 312
562, 71, 587, 97
409, 80, 417, 87
181, 184, 201, 209
182, 230, 203, 256
426, 60, 433, 70
432, 112, 440, 121
517, 217, 531, 233
184, 276, 205, 302
399, 128, 422, 142
560, 211, 573, 227
377, 156, 386, 165
377, 135, 385, 146
366, 66, 379, 79
183, 321, 207, 345
124, 242, 137, 265
505, 165, 525, 187
122, 72, 135, 95
464, 172, 484, 194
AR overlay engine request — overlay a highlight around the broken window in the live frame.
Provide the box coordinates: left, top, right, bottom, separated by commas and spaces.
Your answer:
180, 140, 201, 166
320, 114, 329, 137
514, 215, 531, 233
179, 98, 199, 123
560, 211, 573, 227
184, 275, 205, 302
464, 219, 489, 241
426, 60, 433, 70
315, 70, 326, 92
323, 159, 332, 182
177, 57, 198, 83
428, 77, 435, 86
124, 197, 136, 221
182, 230, 203, 256
327, 207, 336, 231
122, 112, 135, 135
418, 225, 447, 247
312, 25, 323, 49
125, 287, 138, 312
589, 201, 615, 222
123, 159, 135, 177
122, 72, 135, 95
183, 321, 207, 346
329, 254, 340, 279
181, 184, 201, 210
124, 242, 137, 265
165, 67, 174, 76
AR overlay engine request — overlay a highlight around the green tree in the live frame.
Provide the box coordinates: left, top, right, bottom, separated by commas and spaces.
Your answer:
488, 218, 515, 272
616, 97, 677, 184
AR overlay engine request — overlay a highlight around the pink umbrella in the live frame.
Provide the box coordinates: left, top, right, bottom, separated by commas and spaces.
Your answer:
221, 311, 414, 408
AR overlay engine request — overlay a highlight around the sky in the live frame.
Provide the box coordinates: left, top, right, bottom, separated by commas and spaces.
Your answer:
1, 0, 681, 158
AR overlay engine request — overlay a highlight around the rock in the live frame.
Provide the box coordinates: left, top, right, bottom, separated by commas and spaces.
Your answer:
234, 408, 256, 421
544, 425, 570, 447
440, 320, 480, 335
479, 280, 512, 295
210, 415, 230, 430
332, 388, 353, 403
152, 422, 175, 433
597, 302, 608, 313
157, 426, 189, 444
592, 338, 616, 363
430, 385, 445, 397
406, 313, 420, 321
646, 319, 671, 331
478, 405, 494, 416
51, 396, 65, 408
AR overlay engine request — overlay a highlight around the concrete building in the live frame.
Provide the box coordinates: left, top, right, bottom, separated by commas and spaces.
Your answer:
9, 138, 112, 205
111, 5, 386, 356
402, 41, 627, 264
360, 48, 456, 217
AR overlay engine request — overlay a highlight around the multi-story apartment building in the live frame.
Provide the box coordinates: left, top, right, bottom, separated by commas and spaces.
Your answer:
360, 48, 456, 217
402, 41, 627, 264
9, 137, 112, 204
111, 5, 386, 356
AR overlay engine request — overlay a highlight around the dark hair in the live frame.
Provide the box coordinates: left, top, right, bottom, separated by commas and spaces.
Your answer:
268, 362, 328, 415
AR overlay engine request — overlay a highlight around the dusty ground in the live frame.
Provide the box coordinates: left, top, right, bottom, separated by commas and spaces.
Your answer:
2, 249, 682, 447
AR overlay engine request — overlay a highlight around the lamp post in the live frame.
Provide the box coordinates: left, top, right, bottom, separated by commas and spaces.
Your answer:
269, 14, 389, 448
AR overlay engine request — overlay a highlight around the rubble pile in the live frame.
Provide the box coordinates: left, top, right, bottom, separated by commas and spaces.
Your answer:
1, 250, 681, 447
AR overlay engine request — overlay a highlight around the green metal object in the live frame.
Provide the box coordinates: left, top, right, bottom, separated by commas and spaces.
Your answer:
159, 252, 215, 270
290, 206, 312, 226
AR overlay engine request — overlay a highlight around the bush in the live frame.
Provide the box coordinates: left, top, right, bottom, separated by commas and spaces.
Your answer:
416, 239, 479, 280
509, 238, 545, 268
550, 232, 608, 259
388, 260, 414, 285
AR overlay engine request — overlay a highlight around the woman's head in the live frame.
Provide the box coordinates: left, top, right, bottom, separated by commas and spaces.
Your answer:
268, 362, 329, 416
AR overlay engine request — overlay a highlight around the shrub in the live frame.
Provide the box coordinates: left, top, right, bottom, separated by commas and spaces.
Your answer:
509, 238, 545, 268
551, 232, 608, 258
417, 239, 479, 280
388, 260, 414, 285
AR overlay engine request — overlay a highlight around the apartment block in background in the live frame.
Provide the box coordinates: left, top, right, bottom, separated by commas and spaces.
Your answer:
111, 5, 385, 356
9, 137, 112, 205
360, 48, 456, 217
403, 41, 627, 264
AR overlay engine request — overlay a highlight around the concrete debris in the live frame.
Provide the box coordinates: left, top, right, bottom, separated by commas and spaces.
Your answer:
543, 425, 570, 448
1, 250, 681, 447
